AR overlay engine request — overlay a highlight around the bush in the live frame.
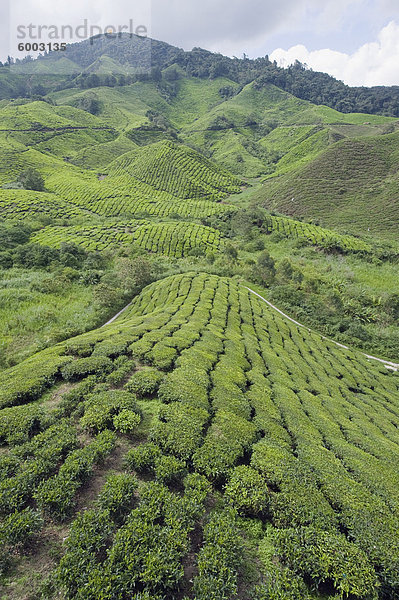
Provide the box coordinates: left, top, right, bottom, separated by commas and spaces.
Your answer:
0, 421, 78, 515
18, 167, 45, 191
124, 442, 162, 473
0, 508, 43, 548
193, 509, 243, 600
98, 473, 138, 520
80, 390, 139, 433
125, 368, 164, 397
61, 356, 113, 381
157, 368, 209, 411
106, 357, 135, 386
275, 527, 378, 598
0, 351, 71, 409
154, 455, 187, 485
35, 430, 116, 520
0, 404, 46, 445
150, 404, 208, 459
224, 466, 269, 516
57, 508, 114, 599
113, 409, 141, 433
253, 568, 311, 600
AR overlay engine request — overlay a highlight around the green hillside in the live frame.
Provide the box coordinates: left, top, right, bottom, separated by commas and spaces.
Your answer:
31, 220, 225, 257
253, 131, 399, 239
0, 273, 398, 599
0, 33, 399, 600
107, 140, 242, 198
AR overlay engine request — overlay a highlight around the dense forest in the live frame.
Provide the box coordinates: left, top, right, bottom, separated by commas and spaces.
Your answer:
1, 34, 399, 115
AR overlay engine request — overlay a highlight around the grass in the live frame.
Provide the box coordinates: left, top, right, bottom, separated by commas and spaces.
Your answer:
0, 268, 100, 369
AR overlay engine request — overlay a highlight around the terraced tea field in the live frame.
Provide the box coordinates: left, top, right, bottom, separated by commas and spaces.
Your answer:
0, 189, 90, 220
31, 221, 224, 257
1, 272, 398, 599
264, 213, 373, 253
107, 140, 242, 200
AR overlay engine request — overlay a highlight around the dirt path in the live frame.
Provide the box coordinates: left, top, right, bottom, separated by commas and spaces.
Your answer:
102, 302, 132, 327
245, 286, 399, 372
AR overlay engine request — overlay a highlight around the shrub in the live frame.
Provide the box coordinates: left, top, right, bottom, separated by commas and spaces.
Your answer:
224, 465, 269, 516
150, 404, 208, 459
124, 442, 162, 473
35, 430, 116, 520
157, 368, 209, 411
193, 509, 243, 600
154, 455, 187, 485
0, 352, 71, 409
89, 480, 204, 597
253, 568, 311, 600
80, 390, 139, 432
0, 421, 78, 515
57, 508, 115, 599
113, 409, 141, 433
149, 344, 177, 370
0, 508, 43, 548
193, 411, 257, 479
54, 376, 98, 419
0, 404, 46, 445
18, 167, 45, 192
61, 356, 113, 381
98, 473, 138, 520
125, 368, 164, 397
275, 527, 378, 598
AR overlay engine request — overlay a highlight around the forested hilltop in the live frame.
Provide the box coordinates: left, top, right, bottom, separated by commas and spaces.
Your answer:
1, 33, 399, 116
0, 32, 399, 600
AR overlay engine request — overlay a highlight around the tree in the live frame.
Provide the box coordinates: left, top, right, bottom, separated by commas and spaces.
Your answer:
18, 168, 45, 191
254, 250, 275, 286
224, 243, 238, 261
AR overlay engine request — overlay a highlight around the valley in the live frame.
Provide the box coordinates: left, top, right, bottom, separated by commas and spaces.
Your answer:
0, 34, 398, 600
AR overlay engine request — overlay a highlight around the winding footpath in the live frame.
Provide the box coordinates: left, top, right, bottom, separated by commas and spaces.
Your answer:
245, 286, 399, 372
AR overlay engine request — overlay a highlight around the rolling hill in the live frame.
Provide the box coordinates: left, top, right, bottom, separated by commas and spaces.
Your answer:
0, 272, 398, 599
0, 32, 399, 600
253, 131, 399, 239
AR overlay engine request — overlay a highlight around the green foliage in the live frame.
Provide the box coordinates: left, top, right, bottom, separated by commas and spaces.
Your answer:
154, 455, 187, 484
224, 465, 269, 516
0, 507, 43, 547
0, 420, 78, 515
275, 527, 379, 598
34, 430, 116, 519
193, 509, 243, 600
18, 167, 45, 191
0, 349, 72, 409
57, 508, 115, 599
61, 356, 113, 381
0, 404, 46, 445
113, 409, 141, 433
124, 442, 162, 473
80, 389, 139, 432
98, 473, 138, 520
150, 403, 208, 459
125, 367, 164, 398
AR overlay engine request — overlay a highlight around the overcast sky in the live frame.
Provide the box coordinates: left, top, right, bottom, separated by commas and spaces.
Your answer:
2, 0, 399, 86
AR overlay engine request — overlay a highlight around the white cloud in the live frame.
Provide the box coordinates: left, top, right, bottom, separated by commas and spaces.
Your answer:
270, 21, 399, 86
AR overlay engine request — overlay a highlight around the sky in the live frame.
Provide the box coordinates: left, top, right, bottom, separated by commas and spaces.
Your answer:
1, 0, 399, 86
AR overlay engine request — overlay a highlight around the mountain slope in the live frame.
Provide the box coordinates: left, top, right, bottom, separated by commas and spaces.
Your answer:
107, 140, 242, 198
1, 272, 399, 599
253, 131, 399, 238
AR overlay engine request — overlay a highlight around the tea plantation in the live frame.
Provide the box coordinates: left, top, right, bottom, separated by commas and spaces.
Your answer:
0, 272, 398, 599
1, 37, 399, 600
